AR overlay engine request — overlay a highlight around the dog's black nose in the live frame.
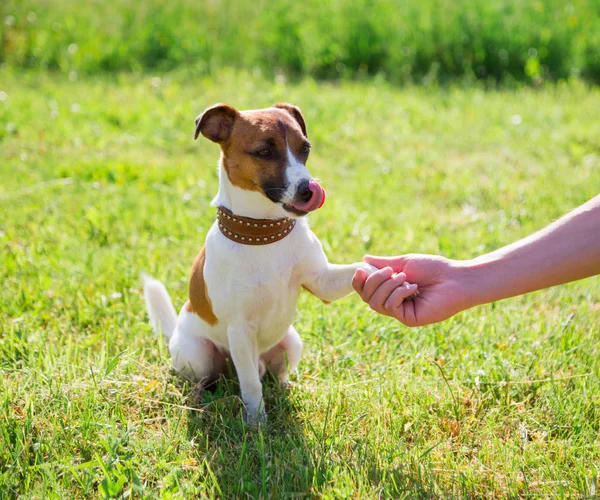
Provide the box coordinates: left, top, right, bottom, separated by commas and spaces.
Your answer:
297, 179, 313, 202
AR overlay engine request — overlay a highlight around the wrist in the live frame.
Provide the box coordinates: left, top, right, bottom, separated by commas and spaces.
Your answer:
459, 255, 502, 307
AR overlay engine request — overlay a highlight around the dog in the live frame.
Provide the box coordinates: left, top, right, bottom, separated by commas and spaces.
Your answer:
143, 103, 413, 424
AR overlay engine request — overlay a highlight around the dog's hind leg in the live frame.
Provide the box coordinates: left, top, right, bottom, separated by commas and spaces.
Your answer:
169, 311, 228, 385
261, 325, 303, 386
169, 329, 227, 385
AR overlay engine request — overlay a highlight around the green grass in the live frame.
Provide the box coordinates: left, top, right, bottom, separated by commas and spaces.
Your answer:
2, 0, 600, 84
1, 69, 600, 498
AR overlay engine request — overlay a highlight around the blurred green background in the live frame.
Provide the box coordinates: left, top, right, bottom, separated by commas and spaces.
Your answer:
2, 0, 600, 85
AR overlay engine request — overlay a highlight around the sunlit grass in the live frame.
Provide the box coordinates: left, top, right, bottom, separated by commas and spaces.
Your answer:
1, 70, 599, 497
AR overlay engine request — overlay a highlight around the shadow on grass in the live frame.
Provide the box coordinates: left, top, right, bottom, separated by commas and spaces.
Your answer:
181, 372, 441, 498
183, 373, 317, 497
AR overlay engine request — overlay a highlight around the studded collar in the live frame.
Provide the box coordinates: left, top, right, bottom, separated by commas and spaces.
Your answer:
216, 206, 296, 245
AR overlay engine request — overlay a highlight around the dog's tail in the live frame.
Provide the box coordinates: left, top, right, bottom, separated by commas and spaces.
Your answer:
142, 274, 177, 340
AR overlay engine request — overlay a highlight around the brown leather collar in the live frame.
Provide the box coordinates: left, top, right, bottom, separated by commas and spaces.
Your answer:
216, 206, 296, 245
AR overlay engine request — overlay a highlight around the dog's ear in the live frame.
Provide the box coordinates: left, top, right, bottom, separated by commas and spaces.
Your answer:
194, 104, 238, 142
273, 103, 307, 138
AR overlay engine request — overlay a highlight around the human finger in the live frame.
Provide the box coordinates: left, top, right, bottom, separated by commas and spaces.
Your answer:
361, 267, 394, 301
352, 268, 367, 294
367, 273, 408, 314
383, 282, 418, 312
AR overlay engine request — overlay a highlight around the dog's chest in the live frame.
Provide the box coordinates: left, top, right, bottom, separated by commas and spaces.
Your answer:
203, 225, 306, 349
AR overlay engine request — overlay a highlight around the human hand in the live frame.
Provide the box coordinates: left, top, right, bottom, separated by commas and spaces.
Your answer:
352, 254, 474, 327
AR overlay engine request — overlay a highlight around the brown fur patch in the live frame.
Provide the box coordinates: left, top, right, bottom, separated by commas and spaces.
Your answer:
273, 103, 307, 137
302, 285, 330, 305
219, 108, 309, 193
187, 246, 219, 325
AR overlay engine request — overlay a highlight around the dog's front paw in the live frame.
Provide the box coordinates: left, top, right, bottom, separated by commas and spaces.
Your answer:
244, 401, 267, 427
357, 262, 378, 276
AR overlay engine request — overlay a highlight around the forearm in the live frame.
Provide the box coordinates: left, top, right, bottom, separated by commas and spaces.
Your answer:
304, 262, 374, 303
464, 195, 600, 306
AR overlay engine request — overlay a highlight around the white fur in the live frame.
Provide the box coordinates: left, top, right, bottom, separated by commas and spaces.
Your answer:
282, 146, 312, 205
142, 274, 177, 340
145, 159, 374, 424
211, 161, 291, 219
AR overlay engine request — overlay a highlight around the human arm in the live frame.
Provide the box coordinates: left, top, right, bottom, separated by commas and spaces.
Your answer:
353, 195, 600, 326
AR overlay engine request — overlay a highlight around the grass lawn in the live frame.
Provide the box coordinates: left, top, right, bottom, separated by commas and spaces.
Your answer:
1, 70, 599, 498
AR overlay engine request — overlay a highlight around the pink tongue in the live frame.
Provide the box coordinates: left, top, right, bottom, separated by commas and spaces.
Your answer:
291, 179, 326, 212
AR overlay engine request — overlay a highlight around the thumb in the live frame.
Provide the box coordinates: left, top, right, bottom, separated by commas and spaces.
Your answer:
363, 255, 408, 272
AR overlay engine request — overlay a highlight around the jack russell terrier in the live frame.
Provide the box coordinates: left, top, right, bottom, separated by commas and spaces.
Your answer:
144, 103, 416, 424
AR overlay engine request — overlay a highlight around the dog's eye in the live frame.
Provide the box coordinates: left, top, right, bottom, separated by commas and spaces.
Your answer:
256, 149, 272, 157
301, 144, 311, 154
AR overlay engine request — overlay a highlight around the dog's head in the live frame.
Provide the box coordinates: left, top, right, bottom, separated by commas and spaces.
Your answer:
195, 103, 325, 217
